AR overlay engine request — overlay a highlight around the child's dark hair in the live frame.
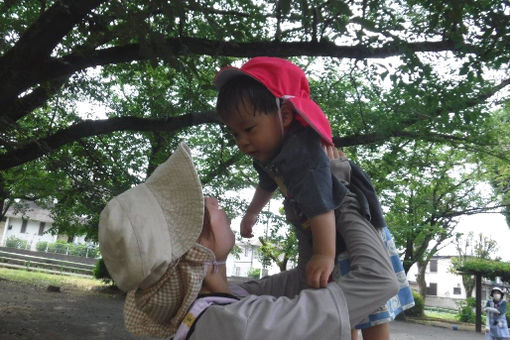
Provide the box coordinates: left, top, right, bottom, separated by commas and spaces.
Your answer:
216, 75, 280, 120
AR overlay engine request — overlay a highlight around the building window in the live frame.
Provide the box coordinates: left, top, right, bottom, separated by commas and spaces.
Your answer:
38, 222, 46, 236
234, 266, 240, 276
244, 245, 250, 257
453, 287, 461, 295
20, 219, 28, 233
429, 260, 438, 272
427, 283, 437, 296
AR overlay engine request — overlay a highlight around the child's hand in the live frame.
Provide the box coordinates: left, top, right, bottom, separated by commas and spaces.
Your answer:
240, 213, 257, 238
305, 254, 335, 288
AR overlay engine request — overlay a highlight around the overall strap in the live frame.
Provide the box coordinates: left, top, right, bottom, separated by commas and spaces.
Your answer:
174, 295, 239, 340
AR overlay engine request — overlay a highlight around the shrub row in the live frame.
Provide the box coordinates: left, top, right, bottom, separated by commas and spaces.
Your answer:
35, 240, 99, 258
4, 237, 98, 258
4, 236, 29, 249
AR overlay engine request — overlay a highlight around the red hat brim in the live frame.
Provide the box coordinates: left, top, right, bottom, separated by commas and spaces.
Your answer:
214, 65, 333, 145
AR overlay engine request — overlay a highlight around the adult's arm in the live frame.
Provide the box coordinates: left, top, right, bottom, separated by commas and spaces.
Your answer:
498, 300, 507, 314
189, 283, 351, 340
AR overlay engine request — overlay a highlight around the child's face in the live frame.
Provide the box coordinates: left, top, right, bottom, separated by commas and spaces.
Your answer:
223, 103, 284, 162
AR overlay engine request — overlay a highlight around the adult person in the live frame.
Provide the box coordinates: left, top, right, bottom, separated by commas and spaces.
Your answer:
485, 287, 509, 340
98, 142, 399, 339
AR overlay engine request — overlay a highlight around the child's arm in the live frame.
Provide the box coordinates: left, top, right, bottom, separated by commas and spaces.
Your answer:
306, 210, 336, 288
241, 185, 274, 238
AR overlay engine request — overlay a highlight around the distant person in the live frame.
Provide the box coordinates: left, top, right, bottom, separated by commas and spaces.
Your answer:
214, 56, 414, 339
98, 142, 399, 339
485, 287, 509, 340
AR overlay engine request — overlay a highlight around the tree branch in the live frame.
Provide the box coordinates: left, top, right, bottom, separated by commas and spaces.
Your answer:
0, 112, 219, 170
0, 77, 68, 131
201, 152, 244, 186
44, 38, 463, 79
1, 0, 103, 63
0, 0, 104, 106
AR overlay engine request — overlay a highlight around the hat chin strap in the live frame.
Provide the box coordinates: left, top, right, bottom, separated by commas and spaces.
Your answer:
275, 98, 284, 137
203, 260, 226, 275
276, 96, 294, 138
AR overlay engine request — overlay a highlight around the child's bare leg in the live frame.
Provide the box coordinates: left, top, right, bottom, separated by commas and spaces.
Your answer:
351, 329, 359, 340
361, 323, 390, 340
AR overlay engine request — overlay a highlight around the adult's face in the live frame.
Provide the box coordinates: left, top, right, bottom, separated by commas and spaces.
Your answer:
198, 197, 235, 261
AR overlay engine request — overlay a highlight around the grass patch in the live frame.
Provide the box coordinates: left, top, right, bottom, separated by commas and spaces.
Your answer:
424, 310, 458, 322
0, 267, 107, 291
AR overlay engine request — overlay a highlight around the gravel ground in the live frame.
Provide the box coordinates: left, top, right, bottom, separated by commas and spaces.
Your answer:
0, 278, 136, 340
0, 276, 487, 340
390, 319, 484, 340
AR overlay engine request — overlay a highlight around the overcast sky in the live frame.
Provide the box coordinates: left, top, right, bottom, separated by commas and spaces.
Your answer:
439, 213, 510, 261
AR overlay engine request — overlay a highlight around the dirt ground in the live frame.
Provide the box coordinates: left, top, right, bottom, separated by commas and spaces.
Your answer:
0, 277, 137, 340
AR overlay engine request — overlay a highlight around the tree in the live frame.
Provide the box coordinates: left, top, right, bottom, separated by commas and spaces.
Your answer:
256, 206, 298, 273
1, 0, 509, 246
452, 232, 499, 297
2, 0, 509, 167
380, 141, 503, 298
482, 104, 510, 227
455, 257, 510, 332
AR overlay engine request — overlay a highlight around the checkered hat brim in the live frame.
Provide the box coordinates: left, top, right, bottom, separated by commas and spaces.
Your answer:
124, 244, 214, 338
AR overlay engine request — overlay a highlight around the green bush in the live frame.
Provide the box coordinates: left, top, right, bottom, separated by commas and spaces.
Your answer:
69, 243, 87, 257
43, 240, 99, 258
5, 236, 28, 249
35, 241, 48, 251
457, 298, 476, 323
93, 258, 113, 285
86, 246, 99, 258
247, 268, 261, 279
465, 296, 476, 307
405, 291, 424, 317
47, 240, 69, 254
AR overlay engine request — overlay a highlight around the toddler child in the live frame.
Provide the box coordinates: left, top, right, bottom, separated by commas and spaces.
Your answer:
214, 57, 414, 339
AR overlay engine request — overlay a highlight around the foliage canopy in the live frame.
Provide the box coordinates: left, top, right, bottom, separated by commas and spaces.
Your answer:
456, 258, 510, 283
0, 1, 509, 270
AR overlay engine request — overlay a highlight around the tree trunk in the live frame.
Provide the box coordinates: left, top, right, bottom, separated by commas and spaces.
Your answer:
475, 274, 482, 332
417, 260, 428, 300
0, 173, 7, 220
278, 257, 288, 272
462, 274, 475, 297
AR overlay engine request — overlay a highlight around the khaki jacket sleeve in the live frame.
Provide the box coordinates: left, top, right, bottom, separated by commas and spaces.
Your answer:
239, 267, 305, 298
189, 283, 351, 340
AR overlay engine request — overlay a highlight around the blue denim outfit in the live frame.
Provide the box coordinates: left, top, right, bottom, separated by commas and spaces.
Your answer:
485, 299, 509, 339
254, 123, 414, 329
255, 124, 345, 221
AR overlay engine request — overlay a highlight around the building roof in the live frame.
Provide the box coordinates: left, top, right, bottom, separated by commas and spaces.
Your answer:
5, 201, 53, 223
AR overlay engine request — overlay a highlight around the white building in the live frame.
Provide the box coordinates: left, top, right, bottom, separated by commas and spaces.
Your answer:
0, 201, 86, 251
226, 238, 291, 279
1, 201, 289, 276
407, 255, 509, 309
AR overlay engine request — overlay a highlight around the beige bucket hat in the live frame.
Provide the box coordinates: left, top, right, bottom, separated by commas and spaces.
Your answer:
99, 142, 214, 337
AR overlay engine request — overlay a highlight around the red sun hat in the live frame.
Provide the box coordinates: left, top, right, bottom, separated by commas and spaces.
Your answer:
214, 57, 333, 145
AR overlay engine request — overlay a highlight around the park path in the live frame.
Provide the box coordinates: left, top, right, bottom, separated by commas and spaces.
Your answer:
1, 276, 486, 340
390, 320, 484, 340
